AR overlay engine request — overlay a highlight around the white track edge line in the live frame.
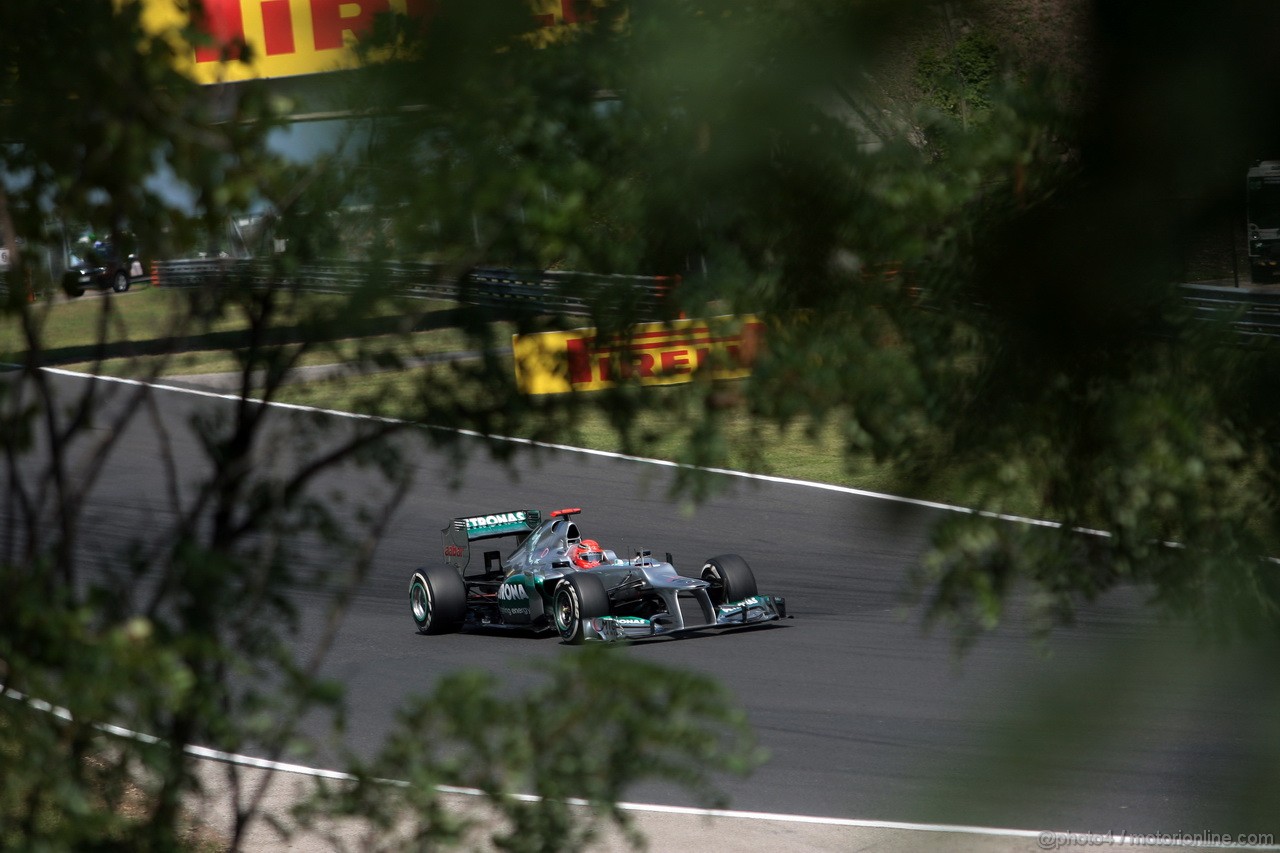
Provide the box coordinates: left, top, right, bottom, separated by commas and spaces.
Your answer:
16, 689, 1276, 849
35, 366, 1109, 537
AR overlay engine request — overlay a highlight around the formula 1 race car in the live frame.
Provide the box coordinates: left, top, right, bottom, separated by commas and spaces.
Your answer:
409, 507, 786, 643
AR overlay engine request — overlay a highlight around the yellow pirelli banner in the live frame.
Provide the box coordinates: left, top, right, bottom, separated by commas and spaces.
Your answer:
513, 316, 765, 395
139, 0, 594, 83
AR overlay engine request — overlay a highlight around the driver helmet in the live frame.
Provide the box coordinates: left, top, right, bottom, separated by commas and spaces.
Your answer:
570, 539, 605, 569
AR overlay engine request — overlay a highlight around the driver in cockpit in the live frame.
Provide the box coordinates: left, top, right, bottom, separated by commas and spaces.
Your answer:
568, 539, 605, 569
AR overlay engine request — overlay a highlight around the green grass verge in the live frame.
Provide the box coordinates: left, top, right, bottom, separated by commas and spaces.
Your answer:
62, 324, 502, 378
3, 286, 495, 377
2, 286, 286, 357
268, 358, 984, 506
1, 285, 990, 509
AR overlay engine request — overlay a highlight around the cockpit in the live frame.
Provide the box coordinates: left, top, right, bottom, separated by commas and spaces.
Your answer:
529, 518, 580, 553
502, 518, 580, 572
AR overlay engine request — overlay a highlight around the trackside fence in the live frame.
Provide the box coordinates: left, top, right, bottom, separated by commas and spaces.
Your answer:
22, 260, 1280, 340
151, 259, 676, 320
1179, 283, 1280, 338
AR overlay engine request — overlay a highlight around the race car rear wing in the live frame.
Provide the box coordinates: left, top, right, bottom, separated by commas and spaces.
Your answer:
441, 509, 541, 574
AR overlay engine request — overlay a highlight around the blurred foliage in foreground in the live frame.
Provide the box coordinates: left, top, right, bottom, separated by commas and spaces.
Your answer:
7, 0, 1280, 848
0, 1, 757, 850
298, 646, 757, 853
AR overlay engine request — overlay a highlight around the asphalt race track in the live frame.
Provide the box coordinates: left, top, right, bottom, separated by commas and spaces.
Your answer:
15, 369, 1280, 839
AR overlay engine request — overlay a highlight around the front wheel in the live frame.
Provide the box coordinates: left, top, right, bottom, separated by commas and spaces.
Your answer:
61, 272, 84, 298
701, 554, 758, 607
112, 270, 130, 292
409, 565, 467, 635
553, 572, 609, 644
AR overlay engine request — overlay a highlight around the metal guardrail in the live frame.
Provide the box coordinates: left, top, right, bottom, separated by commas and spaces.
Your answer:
20, 259, 1280, 340
1178, 283, 1280, 337
151, 259, 676, 319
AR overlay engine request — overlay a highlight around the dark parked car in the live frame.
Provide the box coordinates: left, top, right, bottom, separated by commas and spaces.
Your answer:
61, 241, 147, 297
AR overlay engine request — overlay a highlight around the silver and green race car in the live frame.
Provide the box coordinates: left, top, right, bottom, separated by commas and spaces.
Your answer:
408, 507, 786, 643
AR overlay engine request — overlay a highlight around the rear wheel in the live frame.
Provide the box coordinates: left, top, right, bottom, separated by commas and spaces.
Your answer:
553, 572, 609, 644
112, 270, 130, 292
701, 554, 758, 607
409, 565, 467, 635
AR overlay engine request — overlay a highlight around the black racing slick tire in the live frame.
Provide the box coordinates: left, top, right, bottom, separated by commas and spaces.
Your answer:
553, 572, 609, 644
409, 565, 467, 635
701, 554, 758, 607
112, 270, 130, 293
61, 272, 84, 298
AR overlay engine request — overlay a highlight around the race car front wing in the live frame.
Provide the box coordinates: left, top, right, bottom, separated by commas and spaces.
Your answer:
583, 594, 787, 642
